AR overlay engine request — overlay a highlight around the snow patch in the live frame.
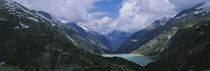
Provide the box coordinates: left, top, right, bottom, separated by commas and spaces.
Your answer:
51, 47, 63, 52
176, 14, 187, 19
0, 61, 6, 65
28, 17, 39, 22
20, 22, 29, 28
193, 11, 200, 15
5, 0, 38, 17
35, 13, 53, 23
0, 18, 7, 21
57, 18, 68, 24
57, 48, 63, 52
14, 26, 20, 29
66, 35, 77, 44
200, 32, 204, 35
52, 23, 56, 27
202, 13, 206, 16
196, 26, 200, 29
77, 23, 92, 32
132, 39, 139, 42
160, 47, 165, 52
52, 47, 56, 50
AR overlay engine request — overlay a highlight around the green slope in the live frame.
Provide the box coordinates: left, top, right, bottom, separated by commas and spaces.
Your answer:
0, 0, 145, 71
131, 3, 209, 59
146, 13, 210, 71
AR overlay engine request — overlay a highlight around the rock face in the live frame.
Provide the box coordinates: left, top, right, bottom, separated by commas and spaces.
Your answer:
117, 2, 210, 71
116, 2, 210, 71
64, 23, 115, 53
147, 13, 210, 71
0, 0, 145, 71
115, 17, 169, 53
145, 2, 210, 71
131, 2, 209, 59
105, 30, 132, 50
32, 10, 112, 54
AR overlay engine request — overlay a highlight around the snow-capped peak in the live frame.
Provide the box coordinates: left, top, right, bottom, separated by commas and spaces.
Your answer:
77, 23, 92, 32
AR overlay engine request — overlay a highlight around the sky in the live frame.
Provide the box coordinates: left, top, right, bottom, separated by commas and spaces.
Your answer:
13, 0, 208, 35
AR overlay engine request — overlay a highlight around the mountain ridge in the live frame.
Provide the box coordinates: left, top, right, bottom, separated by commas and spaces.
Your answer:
131, 2, 210, 60
115, 17, 169, 53
0, 0, 145, 71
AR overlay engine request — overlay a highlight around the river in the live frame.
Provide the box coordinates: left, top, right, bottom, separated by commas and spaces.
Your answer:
102, 54, 153, 66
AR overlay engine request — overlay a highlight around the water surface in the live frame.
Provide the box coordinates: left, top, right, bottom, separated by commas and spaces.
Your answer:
103, 54, 153, 66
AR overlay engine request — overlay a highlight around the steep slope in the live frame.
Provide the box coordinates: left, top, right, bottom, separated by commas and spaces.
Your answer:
33, 11, 109, 53
61, 25, 107, 53
57, 19, 114, 53
115, 17, 169, 53
131, 3, 209, 59
146, 6, 210, 71
68, 23, 114, 52
0, 0, 145, 71
106, 30, 132, 50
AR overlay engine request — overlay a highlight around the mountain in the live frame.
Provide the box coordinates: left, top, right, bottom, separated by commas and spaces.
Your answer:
32, 10, 113, 53
56, 19, 114, 52
146, 2, 210, 71
115, 17, 169, 53
70, 23, 115, 52
105, 30, 132, 50
131, 3, 209, 59
0, 0, 145, 71
31, 10, 53, 20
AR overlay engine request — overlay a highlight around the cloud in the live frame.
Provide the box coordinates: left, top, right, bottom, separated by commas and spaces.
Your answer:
12, 0, 210, 35
91, 0, 209, 35
79, 15, 115, 35
13, 0, 100, 22
114, 0, 176, 32
88, 0, 176, 34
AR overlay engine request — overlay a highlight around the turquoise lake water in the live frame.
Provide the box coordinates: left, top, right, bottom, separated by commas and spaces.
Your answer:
103, 54, 153, 66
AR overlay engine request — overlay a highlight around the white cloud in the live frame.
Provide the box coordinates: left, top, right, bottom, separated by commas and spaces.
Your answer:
79, 15, 114, 35
13, 0, 100, 22
90, 0, 176, 34
93, 0, 209, 35
12, 0, 210, 35
90, 12, 109, 18
113, 0, 176, 32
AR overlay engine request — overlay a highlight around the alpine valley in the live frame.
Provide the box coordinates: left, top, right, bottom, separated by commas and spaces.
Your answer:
0, 0, 145, 71
0, 0, 210, 71
116, 2, 210, 71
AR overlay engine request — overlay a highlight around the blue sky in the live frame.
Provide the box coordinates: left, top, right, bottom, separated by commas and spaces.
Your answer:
89, 0, 122, 19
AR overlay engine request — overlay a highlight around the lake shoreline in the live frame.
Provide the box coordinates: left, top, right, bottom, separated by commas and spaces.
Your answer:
102, 54, 153, 66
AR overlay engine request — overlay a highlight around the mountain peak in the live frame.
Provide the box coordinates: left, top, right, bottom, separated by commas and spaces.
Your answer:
77, 23, 92, 32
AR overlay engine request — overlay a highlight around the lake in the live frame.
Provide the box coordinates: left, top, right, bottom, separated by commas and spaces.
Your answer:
102, 54, 153, 66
